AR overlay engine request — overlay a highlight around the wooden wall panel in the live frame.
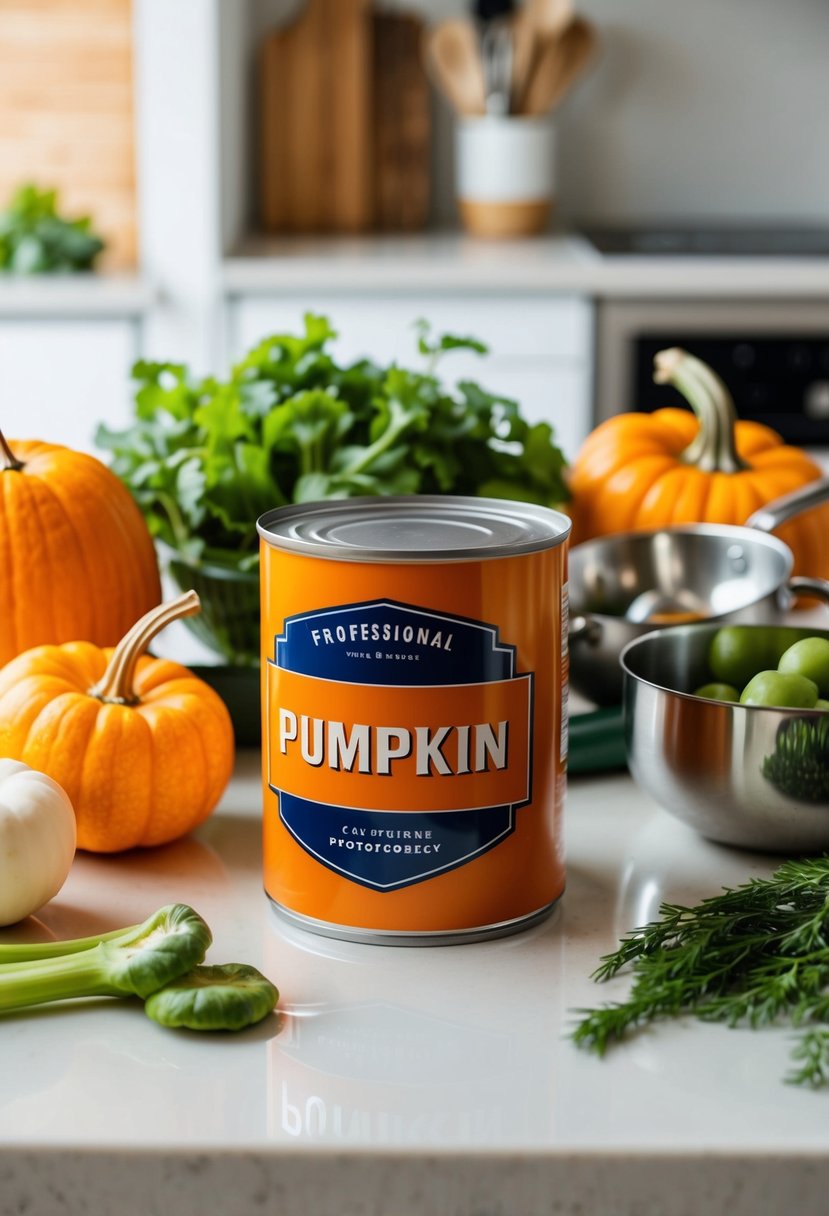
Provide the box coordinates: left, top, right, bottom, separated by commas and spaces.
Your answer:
0, 0, 136, 268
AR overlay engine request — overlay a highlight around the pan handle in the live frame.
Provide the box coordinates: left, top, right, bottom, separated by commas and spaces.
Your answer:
570, 615, 603, 645
746, 477, 829, 534
786, 576, 829, 608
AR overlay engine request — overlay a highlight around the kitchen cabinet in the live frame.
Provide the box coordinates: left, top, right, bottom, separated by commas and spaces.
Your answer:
228, 293, 594, 459
1, 752, 828, 1216
0, 278, 151, 458
0, 315, 143, 453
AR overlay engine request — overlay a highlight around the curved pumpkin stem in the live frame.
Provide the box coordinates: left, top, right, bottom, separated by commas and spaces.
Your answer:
0, 427, 24, 472
653, 347, 749, 474
89, 591, 201, 706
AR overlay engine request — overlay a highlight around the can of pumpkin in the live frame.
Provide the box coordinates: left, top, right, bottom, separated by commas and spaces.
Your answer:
257, 495, 571, 945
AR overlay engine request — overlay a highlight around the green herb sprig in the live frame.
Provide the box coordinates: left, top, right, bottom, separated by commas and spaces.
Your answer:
0, 184, 105, 273
96, 314, 569, 572
573, 858, 829, 1087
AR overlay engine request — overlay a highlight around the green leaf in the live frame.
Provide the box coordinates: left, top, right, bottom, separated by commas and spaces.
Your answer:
133, 362, 199, 424
457, 381, 525, 440
175, 457, 208, 528
293, 472, 342, 502
411, 444, 460, 491
144, 963, 278, 1032
415, 319, 489, 359
11, 235, 46, 273
264, 390, 353, 477
194, 383, 256, 446
239, 378, 279, 418
476, 478, 550, 506
95, 312, 571, 656
0, 184, 104, 273
522, 422, 569, 491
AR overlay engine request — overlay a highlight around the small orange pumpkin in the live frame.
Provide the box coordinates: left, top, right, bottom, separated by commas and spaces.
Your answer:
568, 348, 829, 580
0, 429, 161, 667
0, 592, 234, 852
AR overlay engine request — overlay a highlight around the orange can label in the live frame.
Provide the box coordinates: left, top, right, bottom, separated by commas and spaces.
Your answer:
265, 601, 534, 891
260, 538, 567, 937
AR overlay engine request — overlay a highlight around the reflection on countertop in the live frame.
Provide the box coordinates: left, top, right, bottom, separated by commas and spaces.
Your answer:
266, 910, 562, 1147
3, 753, 829, 1216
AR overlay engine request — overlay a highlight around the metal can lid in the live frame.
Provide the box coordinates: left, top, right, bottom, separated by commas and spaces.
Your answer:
257, 495, 571, 563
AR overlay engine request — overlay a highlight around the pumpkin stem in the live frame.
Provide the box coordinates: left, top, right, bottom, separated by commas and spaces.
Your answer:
89, 591, 201, 706
0, 428, 24, 472
653, 348, 750, 474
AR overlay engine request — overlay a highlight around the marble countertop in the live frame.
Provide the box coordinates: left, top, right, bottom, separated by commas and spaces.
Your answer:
223, 233, 829, 298
0, 273, 155, 317
2, 752, 828, 1216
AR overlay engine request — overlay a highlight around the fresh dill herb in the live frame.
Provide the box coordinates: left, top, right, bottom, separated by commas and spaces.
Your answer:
572, 857, 829, 1086
786, 1028, 829, 1088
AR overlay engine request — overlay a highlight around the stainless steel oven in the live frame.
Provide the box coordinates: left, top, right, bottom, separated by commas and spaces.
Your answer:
595, 299, 829, 452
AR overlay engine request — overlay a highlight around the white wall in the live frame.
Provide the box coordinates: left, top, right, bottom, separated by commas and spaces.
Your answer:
249, 0, 829, 231
556, 0, 829, 224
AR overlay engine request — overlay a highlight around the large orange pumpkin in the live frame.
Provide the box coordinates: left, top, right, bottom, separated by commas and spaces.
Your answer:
0, 429, 161, 666
0, 592, 235, 852
568, 348, 829, 580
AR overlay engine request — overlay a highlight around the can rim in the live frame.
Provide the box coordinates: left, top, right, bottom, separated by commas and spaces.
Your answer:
256, 495, 571, 563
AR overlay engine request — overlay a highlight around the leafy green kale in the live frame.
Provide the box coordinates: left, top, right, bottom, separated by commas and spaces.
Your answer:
0, 184, 105, 273
96, 314, 570, 570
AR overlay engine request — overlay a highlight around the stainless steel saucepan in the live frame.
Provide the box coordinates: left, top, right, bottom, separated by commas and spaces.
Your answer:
569, 478, 829, 705
621, 622, 829, 854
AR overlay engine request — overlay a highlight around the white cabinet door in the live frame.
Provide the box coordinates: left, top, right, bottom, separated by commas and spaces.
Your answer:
228, 295, 593, 460
0, 321, 139, 454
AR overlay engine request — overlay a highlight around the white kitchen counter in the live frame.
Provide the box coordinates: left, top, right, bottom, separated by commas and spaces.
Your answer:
2, 753, 828, 1216
223, 233, 829, 298
0, 273, 155, 317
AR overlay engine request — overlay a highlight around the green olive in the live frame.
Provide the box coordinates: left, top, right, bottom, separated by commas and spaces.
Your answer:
739, 670, 819, 709
708, 627, 777, 689
693, 682, 740, 702
709, 626, 806, 689
777, 637, 829, 698
816, 699, 829, 712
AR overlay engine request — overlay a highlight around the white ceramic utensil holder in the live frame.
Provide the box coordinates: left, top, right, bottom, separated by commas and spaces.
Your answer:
455, 115, 556, 238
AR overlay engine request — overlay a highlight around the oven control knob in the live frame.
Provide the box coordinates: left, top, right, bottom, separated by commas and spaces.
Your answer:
732, 343, 755, 369
789, 344, 812, 372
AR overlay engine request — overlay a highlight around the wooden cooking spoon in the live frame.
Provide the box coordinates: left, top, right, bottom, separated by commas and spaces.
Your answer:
510, 11, 537, 109
518, 15, 598, 116
523, 0, 573, 39
422, 19, 486, 116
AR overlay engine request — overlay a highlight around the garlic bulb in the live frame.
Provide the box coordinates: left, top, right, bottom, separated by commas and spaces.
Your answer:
0, 759, 76, 926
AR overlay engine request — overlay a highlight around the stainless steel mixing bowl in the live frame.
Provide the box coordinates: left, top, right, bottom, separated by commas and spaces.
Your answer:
621, 623, 829, 854
569, 478, 829, 705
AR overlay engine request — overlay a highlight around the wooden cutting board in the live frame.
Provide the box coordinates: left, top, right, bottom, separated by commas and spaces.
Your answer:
261, 0, 374, 233
372, 11, 431, 231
